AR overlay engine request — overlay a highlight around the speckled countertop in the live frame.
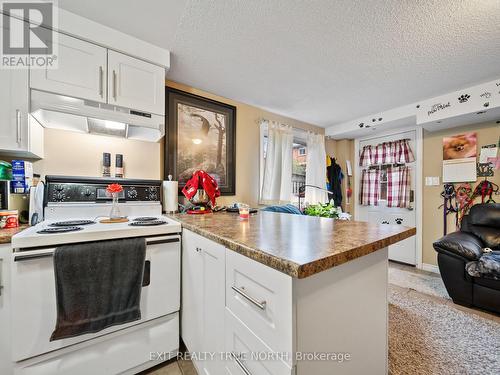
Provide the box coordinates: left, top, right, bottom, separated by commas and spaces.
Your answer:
168, 211, 416, 278
0, 225, 29, 244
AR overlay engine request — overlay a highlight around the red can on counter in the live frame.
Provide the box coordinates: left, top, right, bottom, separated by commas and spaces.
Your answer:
0, 210, 19, 229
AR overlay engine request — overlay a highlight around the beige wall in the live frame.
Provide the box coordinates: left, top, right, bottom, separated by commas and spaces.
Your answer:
165, 80, 324, 207
422, 121, 500, 266
33, 128, 162, 180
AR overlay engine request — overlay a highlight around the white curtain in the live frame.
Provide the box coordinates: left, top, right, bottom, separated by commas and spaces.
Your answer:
261, 121, 293, 203
305, 133, 328, 205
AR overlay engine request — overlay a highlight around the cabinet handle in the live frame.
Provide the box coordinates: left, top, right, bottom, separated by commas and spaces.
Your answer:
232, 286, 266, 310
16, 109, 21, 144
112, 70, 117, 100
230, 352, 252, 375
98, 66, 104, 97
0, 259, 3, 296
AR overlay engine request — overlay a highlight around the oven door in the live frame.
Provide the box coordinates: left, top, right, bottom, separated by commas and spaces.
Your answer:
11, 235, 180, 362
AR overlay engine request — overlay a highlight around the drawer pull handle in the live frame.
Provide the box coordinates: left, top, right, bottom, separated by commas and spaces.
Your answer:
232, 286, 266, 310
231, 352, 252, 375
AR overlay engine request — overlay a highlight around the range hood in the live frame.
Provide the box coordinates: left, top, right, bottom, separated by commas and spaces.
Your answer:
30, 90, 165, 142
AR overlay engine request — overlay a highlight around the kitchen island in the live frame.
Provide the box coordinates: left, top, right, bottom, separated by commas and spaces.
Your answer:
169, 211, 415, 375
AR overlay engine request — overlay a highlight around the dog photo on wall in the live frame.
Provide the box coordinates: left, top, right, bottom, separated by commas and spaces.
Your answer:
443, 132, 477, 161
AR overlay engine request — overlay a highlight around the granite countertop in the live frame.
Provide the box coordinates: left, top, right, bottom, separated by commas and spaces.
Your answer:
169, 211, 416, 278
0, 225, 29, 244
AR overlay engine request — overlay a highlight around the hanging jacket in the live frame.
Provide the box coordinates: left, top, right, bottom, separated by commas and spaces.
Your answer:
327, 157, 343, 207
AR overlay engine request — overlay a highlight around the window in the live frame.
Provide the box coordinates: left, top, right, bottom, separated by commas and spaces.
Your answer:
259, 122, 307, 204
292, 141, 307, 203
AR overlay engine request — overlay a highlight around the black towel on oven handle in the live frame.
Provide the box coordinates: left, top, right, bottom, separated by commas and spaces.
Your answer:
50, 237, 146, 341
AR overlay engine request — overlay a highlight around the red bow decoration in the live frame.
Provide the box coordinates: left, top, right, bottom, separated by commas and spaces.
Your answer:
182, 170, 220, 206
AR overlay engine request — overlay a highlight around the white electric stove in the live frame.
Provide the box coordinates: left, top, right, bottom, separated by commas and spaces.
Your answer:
10, 176, 181, 375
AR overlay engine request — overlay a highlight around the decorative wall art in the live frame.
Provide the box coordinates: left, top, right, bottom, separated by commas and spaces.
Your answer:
165, 87, 236, 195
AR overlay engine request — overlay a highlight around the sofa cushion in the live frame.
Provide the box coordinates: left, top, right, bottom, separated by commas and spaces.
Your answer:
433, 231, 484, 260
474, 275, 500, 289
468, 203, 500, 227
469, 225, 500, 250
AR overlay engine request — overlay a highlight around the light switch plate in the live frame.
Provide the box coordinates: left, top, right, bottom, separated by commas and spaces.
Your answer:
425, 176, 440, 186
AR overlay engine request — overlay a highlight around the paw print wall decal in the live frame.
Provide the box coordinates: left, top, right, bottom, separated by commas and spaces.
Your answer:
458, 94, 470, 103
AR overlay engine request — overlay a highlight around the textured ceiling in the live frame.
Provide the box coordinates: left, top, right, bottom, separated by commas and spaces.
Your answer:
59, 0, 500, 127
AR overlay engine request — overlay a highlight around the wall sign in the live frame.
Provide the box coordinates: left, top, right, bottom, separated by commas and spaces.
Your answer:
427, 102, 451, 117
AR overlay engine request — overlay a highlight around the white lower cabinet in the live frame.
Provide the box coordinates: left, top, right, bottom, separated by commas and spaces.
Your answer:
0, 244, 13, 375
181, 230, 225, 375
181, 229, 388, 375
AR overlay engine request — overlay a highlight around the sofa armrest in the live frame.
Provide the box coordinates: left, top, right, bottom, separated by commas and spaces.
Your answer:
433, 231, 484, 261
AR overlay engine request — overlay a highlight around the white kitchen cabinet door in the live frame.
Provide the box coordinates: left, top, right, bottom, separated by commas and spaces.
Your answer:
0, 245, 13, 375
30, 33, 107, 103
201, 238, 226, 375
182, 229, 226, 375
107, 50, 165, 115
0, 68, 29, 153
181, 230, 204, 356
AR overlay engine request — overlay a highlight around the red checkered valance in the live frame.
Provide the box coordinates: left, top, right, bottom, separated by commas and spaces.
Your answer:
359, 139, 415, 166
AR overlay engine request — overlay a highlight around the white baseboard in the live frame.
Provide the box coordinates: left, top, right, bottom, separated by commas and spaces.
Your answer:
420, 263, 440, 274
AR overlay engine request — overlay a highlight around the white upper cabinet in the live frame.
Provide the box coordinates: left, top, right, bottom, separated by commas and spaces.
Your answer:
107, 50, 165, 115
0, 16, 43, 158
0, 69, 29, 152
30, 34, 107, 103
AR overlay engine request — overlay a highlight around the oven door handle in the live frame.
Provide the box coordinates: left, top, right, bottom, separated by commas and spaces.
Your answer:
14, 252, 54, 262
14, 236, 179, 262
146, 237, 180, 245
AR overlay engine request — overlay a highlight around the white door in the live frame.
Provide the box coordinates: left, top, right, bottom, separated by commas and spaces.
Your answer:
0, 15, 29, 152
357, 130, 418, 265
107, 50, 165, 115
30, 33, 107, 102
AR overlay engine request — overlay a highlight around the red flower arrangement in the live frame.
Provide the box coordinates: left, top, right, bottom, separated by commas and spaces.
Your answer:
106, 183, 123, 194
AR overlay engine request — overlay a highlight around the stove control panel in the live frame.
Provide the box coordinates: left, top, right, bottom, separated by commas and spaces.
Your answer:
45, 176, 163, 204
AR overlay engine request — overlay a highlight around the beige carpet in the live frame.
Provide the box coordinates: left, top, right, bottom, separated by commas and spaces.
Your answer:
389, 265, 500, 375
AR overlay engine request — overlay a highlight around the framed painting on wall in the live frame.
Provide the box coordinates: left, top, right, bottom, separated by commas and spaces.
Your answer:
165, 87, 236, 195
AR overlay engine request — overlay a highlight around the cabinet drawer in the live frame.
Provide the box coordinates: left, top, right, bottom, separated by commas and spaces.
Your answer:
226, 250, 293, 362
225, 309, 292, 375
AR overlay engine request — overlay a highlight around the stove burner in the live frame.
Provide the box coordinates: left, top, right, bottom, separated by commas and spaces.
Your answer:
133, 217, 159, 222
37, 226, 83, 234
129, 220, 167, 227
50, 220, 96, 227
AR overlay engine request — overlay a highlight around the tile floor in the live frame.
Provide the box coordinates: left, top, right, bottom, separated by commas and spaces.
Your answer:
143, 357, 197, 375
